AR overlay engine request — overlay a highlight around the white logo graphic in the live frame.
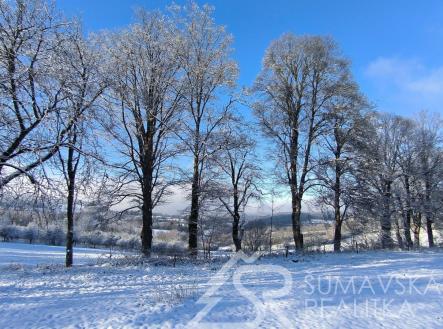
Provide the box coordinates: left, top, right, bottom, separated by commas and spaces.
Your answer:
186, 251, 293, 328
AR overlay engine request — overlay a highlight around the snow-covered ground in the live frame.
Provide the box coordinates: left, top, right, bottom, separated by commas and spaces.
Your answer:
0, 242, 111, 266
1, 242, 443, 329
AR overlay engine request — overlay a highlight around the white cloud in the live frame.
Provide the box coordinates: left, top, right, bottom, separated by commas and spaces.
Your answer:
407, 67, 443, 94
364, 57, 443, 115
155, 185, 189, 215
365, 57, 422, 82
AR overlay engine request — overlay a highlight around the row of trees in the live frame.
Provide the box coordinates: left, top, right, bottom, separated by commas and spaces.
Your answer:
1, 0, 442, 265
350, 113, 443, 250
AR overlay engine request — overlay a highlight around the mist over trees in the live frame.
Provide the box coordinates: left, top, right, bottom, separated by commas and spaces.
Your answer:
1, 0, 442, 265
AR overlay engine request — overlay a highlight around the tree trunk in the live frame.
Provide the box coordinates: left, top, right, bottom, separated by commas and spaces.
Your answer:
232, 213, 241, 252
333, 217, 342, 253
333, 145, 342, 253
413, 212, 421, 248
232, 185, 242, 251
424, 178, 434, 248
66, 185, 74, 267
288, 111, 304, 251
140, 188, 153, 257
188, 153, 199, 256
403, 175, 413, 248
395, 217, 404, 249
65, 145, 76, 268
381, 180, 394, 249
426, 217, 434, 248
291, 194, 303, 251
269, 196, 274, 254
140, 133, 154, 257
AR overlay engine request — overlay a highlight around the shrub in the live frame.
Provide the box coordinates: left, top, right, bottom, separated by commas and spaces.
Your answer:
117, 236, 140, 250
152, 242, 186, 256
44, 226, 65, 245
102, 235, 120, 247
78, 231, 102, 248
22, 224, 39, 244
0, 225, 20, 241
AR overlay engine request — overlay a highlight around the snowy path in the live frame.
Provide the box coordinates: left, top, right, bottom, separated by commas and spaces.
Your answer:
1, 242, 443, 328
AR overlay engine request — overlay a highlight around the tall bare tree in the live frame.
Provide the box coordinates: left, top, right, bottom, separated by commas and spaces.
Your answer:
104, 10, 182, 256
415, 112, 443, 248
210, 124, 261, 251
54, 27, 107, 267
315, 89, 368, 252
395, 118, 418, 249
353, 114, 409, 249
253, 34, 353, 250
172, 2, 238, 255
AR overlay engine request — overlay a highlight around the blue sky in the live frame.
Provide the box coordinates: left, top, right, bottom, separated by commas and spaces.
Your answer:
56, 0, 443, 214
58, 0, 443, 117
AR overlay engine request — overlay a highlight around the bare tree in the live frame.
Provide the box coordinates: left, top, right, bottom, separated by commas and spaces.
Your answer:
210, 124, 261, 251
315, 90, 369, 252
395, 118, 418, 249
412, 205, 423, 247
243, 220, 268, 252
352, 114, 408, 249
198, 212, 226, 259
172, 2, 238, 256
353, 113, 443, 250
104, 10, 182, 256
53, 27, 106, 267
0, 0, 76, 188
252, 34, 354, 251
414, 112, 443, 248
266, 187, 282, 254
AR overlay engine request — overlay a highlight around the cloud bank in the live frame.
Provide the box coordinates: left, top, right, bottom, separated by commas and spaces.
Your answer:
364, 57, 443, 115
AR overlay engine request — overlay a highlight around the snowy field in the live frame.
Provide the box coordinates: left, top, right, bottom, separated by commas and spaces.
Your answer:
1, 242, 443, 329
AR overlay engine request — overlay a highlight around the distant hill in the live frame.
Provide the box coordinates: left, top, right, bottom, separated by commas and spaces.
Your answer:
245, 212, 330, 229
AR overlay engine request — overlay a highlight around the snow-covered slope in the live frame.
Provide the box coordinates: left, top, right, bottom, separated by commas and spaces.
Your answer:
0, 242, 111, 266
1, 242, 442, 328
